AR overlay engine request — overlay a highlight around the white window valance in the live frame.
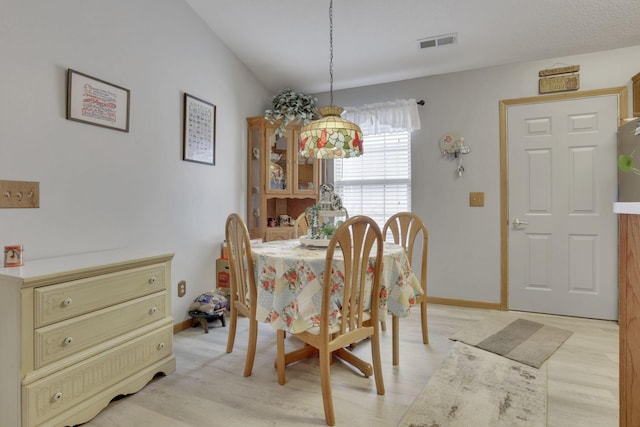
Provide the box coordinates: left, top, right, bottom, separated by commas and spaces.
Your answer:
342, 98, 421, 135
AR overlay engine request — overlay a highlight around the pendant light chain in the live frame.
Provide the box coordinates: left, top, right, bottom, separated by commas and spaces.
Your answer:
298, 0, 363, 159
329, 0, 334, 106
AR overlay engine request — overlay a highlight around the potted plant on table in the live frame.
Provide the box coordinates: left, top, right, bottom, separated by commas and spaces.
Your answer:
265, 88, 320, 139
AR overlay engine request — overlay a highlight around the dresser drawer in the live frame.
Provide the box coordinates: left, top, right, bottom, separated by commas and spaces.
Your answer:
35, 292, 167, 369
34, 263, 167, 327
23, 324, 173, 427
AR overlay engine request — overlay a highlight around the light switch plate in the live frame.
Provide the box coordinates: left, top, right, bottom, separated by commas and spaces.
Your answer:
0, 180, 40, 208
469, 192, 484, 207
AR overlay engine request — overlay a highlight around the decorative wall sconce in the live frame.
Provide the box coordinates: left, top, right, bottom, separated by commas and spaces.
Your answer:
440, 132, 469, 177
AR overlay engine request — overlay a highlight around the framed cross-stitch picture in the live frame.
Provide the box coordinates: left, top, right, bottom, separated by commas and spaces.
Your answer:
66, 69, 130, 132
183, 93, 216, 165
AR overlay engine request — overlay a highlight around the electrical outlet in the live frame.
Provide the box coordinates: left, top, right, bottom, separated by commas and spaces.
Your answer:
0, 180, 40, 208
178, 280, 186, 297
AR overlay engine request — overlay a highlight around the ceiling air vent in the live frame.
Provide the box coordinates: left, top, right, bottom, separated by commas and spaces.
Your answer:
418, 33, 457, 50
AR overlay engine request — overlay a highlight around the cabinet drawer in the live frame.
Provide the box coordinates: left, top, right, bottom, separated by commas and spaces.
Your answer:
34, 263, 166, 327
23, 324, 173, 427
35, 293, 167, 369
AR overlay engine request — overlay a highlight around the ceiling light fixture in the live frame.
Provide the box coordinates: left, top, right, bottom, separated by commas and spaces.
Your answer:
298, 0, 363, 159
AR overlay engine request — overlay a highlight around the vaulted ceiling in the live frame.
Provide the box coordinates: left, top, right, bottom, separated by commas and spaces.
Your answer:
186, 0, 640, 94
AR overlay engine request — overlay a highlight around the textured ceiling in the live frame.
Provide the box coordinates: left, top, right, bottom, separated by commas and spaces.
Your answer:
185, 0, 640, 94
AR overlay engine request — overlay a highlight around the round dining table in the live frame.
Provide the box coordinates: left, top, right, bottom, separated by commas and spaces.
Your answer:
251, 238, 422, 334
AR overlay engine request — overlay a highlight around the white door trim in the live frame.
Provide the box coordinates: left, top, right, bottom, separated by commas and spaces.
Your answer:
498, 86, 628, 312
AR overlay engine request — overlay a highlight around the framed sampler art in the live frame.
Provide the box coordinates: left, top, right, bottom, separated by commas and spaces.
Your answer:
183, 93, 216, 165
66, 69, 130, 132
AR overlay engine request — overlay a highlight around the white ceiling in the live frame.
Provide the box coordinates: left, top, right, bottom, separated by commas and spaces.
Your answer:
185, 0, 640, 94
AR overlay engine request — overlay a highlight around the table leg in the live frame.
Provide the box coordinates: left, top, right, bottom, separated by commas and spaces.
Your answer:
278, 346, 373, 379
282, 345, 319, 366
333, 348, 373, 377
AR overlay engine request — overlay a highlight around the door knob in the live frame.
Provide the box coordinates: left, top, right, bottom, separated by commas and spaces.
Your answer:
512, 219, 529, 226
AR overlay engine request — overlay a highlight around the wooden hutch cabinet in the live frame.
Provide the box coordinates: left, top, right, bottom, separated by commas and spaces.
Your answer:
246, 116, 320, 241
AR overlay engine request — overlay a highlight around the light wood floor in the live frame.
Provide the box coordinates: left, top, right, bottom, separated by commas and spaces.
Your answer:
82, 304, 619, 427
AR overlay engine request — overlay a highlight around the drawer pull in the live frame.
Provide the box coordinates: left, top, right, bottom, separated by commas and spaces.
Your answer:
148, 277, 158, 285
52, 392, 63, 402
149, 307, 158, 315
157, 342, 166, 351
62, 298, 73, 307
62, 337, 73, 346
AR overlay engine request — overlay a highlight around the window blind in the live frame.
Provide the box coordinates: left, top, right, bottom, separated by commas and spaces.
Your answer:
333, 131, 411, 227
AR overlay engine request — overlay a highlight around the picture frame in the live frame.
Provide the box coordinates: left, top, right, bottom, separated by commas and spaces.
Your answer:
66, 69, 130, 132
183, 93, 216, 165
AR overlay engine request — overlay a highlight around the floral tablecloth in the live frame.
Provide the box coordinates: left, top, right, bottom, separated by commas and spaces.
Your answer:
252, 239, 422, 333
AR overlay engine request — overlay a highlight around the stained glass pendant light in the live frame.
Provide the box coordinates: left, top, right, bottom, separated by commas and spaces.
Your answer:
298, 0, 363, 159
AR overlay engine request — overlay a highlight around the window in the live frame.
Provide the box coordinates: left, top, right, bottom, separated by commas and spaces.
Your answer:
333, 131, 411, 227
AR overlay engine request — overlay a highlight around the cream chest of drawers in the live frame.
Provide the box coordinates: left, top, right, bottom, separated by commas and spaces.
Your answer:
0, 250, 176, 427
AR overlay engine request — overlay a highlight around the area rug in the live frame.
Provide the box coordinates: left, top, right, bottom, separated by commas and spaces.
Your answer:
398, 342, 546, 427
449, 317, 572, 368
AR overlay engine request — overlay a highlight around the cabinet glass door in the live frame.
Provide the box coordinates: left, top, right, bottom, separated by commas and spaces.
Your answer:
267, 129, 291, 195
247, 124, 263, 238
294, 126, 318, 194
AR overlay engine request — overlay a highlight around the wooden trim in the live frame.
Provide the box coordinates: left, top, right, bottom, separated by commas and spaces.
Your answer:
500, 87, 628, 123
173, 319, 193, 334
427, 296, 501, 311
499, 100, 509, 311
632, 72, 640, 117
619, 214, 628, 427
499, 86, 628, 313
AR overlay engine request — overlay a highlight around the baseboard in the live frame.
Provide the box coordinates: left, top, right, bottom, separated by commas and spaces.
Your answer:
427, 296, 502, 311
173, 318, 193, 334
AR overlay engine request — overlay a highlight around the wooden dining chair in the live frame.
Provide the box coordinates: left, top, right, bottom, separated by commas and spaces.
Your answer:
225, 213, 260, 377
382, 212, 429, 366
276, 215, 385, 426
294, 212, 309, 237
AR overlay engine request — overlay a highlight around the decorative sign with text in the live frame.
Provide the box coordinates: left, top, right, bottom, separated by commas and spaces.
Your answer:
538, 65, 580, 94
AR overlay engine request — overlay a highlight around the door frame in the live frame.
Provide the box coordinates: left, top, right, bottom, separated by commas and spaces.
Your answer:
498, 87, 628, 310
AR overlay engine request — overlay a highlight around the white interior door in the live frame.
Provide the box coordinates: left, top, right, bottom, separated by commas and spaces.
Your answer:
507, 94, 619, 320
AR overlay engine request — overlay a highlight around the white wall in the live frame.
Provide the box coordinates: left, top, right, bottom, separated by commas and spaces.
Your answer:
317, 45, 640, 305
0, 0, 270, 321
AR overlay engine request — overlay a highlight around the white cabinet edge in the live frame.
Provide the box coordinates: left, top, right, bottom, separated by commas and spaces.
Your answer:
614, 202, 640, 214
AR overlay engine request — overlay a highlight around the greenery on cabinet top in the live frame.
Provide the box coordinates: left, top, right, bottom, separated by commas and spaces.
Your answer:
264, 88, 319, 138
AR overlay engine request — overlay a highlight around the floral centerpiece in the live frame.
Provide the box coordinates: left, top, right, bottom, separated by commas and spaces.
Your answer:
264, 88, 320, 139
